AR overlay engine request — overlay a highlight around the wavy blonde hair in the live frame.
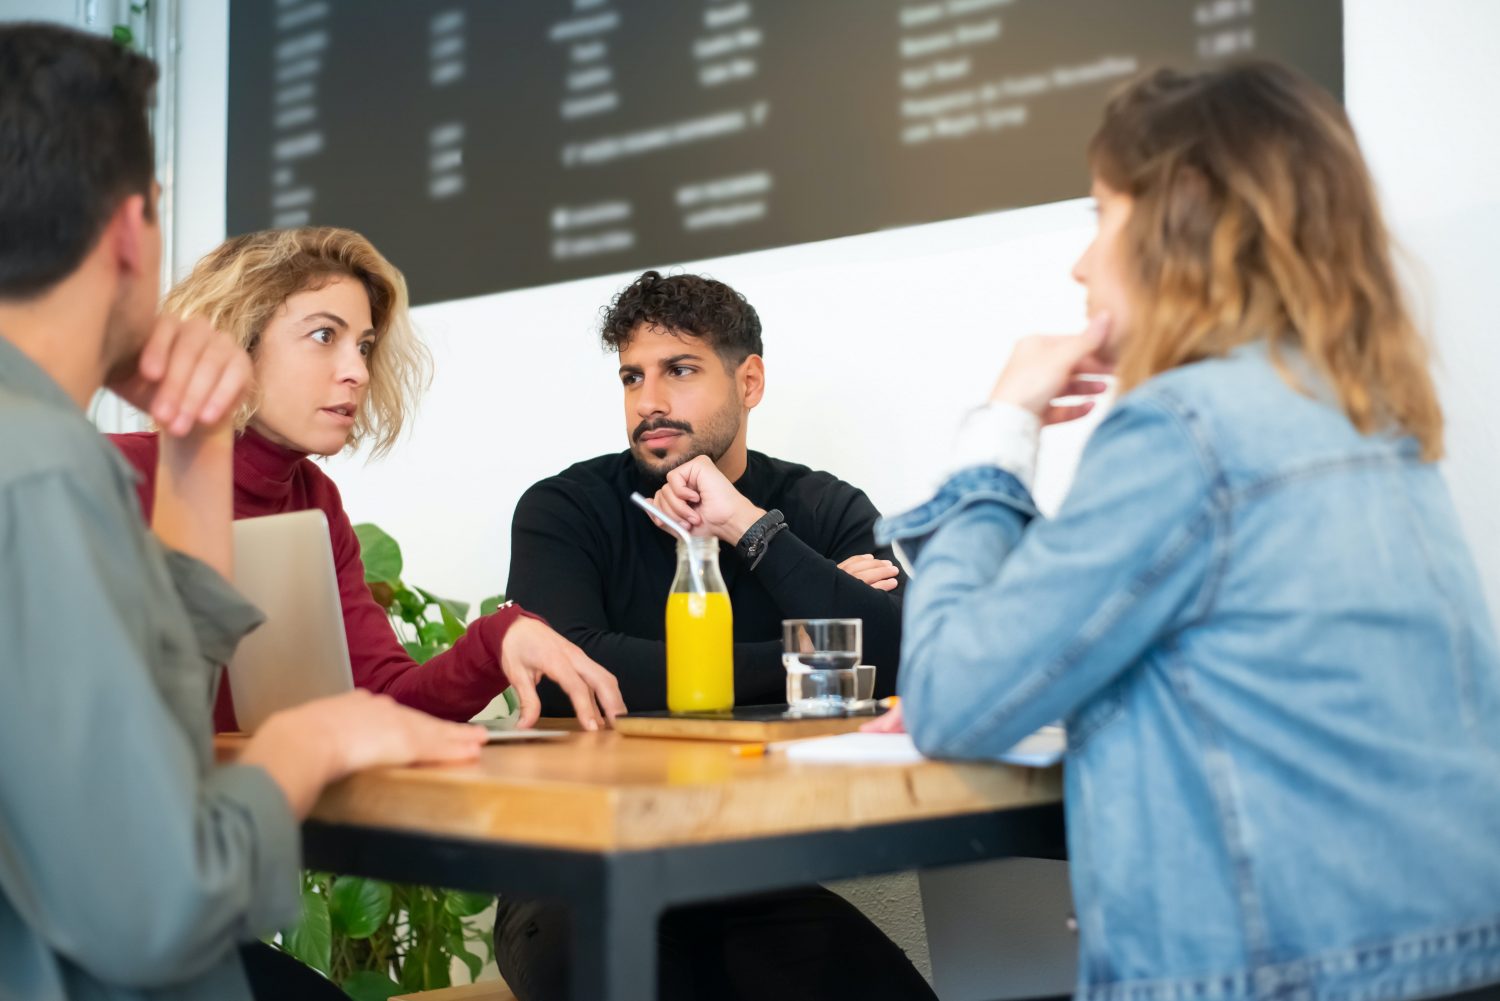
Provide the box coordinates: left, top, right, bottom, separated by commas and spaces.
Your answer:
164, 227, 430, 458
1090, 61, 1443, 459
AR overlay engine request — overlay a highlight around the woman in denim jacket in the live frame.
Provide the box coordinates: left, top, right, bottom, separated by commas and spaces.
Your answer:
879, 62, 1500, 1001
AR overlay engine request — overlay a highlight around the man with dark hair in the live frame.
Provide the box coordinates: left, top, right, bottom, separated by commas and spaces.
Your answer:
511, 270, 904, 714
0, 23, 487, 1000
0, 25, 159, 297
494, 271, 932, 1001
599, 266, 765, 361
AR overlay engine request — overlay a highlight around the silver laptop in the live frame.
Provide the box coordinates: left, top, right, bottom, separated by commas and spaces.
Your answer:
226, 510, 354, 732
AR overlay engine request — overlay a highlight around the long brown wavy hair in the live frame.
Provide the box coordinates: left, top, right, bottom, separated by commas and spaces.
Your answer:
165, 227, 430, 458
1090, 61, 1443, 459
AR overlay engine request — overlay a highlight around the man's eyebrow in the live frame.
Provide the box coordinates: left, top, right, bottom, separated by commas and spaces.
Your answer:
660, 352, 705, 367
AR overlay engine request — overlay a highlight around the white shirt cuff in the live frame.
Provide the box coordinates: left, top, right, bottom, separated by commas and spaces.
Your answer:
942, 401, 1041, 490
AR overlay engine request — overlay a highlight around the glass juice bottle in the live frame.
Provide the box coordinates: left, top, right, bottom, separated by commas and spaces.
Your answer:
665, 536, 734, 713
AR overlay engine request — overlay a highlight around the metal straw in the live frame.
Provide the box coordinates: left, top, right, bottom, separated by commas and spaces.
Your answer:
629, 492, 692, 544
629, 492, 707, 594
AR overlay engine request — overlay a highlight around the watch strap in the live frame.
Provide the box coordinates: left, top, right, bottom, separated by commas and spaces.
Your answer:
736, 508, 786, 567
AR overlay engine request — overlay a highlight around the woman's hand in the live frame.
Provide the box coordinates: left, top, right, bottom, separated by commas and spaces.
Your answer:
500, 617, 627, 731
859, 702, 906, 734
989, 313, 1115, 426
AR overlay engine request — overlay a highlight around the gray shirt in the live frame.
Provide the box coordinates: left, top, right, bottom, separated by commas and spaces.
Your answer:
0, 337, 299, 1000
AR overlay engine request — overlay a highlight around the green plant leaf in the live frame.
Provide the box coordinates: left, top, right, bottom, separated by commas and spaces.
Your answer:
417, 621, 449, 648
403, 640, 444, 664
111, 25, 133, 45
442, 890, 493, 918
478, 594, 507, 617
447, 934, 483, 982
329, 876, 393, 940
417, 587, 471, 641
340, 970, 404, 1001
440, 608, 466, 644
353, 523, 403, 584
395, 587, 426, 620
281, 886, 332, 975
398, 924, 451, 991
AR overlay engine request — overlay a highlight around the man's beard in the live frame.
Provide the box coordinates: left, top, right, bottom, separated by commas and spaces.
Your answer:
630, 397, 742, 481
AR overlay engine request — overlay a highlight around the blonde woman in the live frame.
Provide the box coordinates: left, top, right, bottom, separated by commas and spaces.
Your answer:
112, 227, 625, 730
879, 62, 1500, 1001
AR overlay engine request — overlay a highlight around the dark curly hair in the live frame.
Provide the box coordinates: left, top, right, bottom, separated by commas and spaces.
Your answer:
601, 270, 763, 367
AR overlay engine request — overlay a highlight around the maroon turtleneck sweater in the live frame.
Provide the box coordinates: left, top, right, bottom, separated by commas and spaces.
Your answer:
109, 428, 532, 731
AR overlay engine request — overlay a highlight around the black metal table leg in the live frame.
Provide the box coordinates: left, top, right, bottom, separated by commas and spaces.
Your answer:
567, 855, 662, 1001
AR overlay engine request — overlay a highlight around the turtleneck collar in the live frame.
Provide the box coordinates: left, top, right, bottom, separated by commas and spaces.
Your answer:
234, 425, 309, 508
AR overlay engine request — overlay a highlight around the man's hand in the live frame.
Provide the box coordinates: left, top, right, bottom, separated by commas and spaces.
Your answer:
110, 314, 254, 578
296, 690, 488, 774
651, 454, 766, 545
837, 554, 900, 592
500, 617, 627, 731
242, 690, 488, 817
108, 314, 253, 438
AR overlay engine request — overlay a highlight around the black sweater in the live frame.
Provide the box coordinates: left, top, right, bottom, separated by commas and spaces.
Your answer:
508, 450, 905, 714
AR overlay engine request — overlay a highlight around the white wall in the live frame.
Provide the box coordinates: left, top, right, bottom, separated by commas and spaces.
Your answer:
1343, 1, 1500, 624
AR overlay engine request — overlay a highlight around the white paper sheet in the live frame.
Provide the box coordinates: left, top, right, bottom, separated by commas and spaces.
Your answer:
782, 732, 926, 765
782, 726, 1065, 767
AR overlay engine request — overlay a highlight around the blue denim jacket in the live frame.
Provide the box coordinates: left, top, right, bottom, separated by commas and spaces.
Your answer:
880, 347, 1500, 1001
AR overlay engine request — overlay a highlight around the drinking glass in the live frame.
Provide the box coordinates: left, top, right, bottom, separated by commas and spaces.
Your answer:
782, 618, 861, 715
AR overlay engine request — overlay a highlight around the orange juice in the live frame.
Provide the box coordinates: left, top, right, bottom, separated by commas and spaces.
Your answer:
666, 591, 734, 712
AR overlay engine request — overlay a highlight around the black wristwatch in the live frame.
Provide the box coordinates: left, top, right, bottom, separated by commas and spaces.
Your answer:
736, 508, 788, 569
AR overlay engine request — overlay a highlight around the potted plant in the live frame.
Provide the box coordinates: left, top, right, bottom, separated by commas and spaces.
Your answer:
275, 523, 512, 999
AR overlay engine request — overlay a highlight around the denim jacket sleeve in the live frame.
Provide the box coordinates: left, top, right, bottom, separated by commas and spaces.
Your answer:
877, 391, 1221, 759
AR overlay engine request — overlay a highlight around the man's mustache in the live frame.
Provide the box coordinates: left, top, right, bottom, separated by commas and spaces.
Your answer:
633, 419, 693, 442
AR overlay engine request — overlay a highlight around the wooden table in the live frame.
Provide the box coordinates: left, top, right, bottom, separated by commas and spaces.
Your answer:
269, 731, 1065, 1001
